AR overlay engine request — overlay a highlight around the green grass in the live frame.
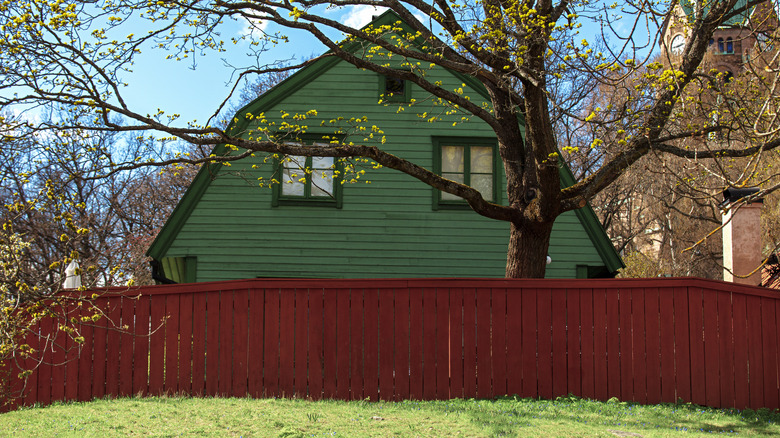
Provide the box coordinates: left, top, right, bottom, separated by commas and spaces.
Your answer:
1, 395, 779, 437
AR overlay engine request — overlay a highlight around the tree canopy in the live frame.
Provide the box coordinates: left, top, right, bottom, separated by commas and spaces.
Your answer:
1, 0, 779, 278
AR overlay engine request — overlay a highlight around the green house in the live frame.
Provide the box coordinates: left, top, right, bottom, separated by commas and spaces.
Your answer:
146, 12, 622, 283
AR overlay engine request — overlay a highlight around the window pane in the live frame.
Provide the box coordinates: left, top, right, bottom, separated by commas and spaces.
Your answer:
441, 172, 463, 200
442, 146, 464, 173
312, 156, 333, 170
471, 174, 494, 201
311, 169, 334, 197
282, 168, 305, 196
470, 146, 493, 173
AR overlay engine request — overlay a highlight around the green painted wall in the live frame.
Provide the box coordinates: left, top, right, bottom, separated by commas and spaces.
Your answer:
153, 22, 618, 281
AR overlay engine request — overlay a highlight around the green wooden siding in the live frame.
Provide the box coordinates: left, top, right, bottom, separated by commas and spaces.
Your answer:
150, 12, 620, 281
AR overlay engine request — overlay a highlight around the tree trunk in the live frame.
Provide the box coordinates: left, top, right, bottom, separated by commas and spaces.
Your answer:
505, 219, 554, 278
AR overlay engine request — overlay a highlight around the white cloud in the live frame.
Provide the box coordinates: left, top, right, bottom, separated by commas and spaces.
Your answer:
341, 5, 388, 28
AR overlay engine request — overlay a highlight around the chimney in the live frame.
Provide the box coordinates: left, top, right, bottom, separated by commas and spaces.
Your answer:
722, 187, 763, 285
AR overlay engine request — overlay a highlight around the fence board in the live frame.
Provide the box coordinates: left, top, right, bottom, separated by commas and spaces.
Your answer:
579, 288, 595, 400
218, 290, 233, 396
618, 288, 633, 402
462, 288, 477, 399
537, 288, 553, 400
505, 289, 522, 397
732, 293, 749, 409
592, 288, 608, 401
295, 288, 309, 399
132, 295, 150, 397
309, 288, 325, 400
551, 289, 567, 398
644, 288, 661, 405
50, 320, 67, 403
232, 290, 249, 397
37, 317, 53, 406
350, 289, 364, 400
448, 288, 464, 399
192, 292, 207, 395
605, 288, 620, 399
64, 310, 81, 402
688, 287, 706, 406
658, 289, 675, 403
761, 298, 779, 409
717, 290, 735, 408
673, 287, 692, 403
394, 287, 410, 401
492, 288, 507, 397
476, 288, 492, 399
148, 296, 166, 395
521, 288, 537, 398
631, 289, 647, 404
336, 288, 350, 400
378, 289, 394, 400
279, 288, 296, 397
409, 288, 424, 400
205, 290, 220, 396
565, 289, 580, 398
436, 288, 450, 399
165, 294, 180, 394
105, 297, 123, 398
702, 289, 720, 407
746, 295, 764, 409
264, 289, 280, 397
422, 288, 437, 400
119, 296, 136, 397
246, 289, 262, 397
362, 288, 378, 401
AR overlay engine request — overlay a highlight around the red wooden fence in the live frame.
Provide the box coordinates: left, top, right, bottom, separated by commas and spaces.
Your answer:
3, 277, 780, 411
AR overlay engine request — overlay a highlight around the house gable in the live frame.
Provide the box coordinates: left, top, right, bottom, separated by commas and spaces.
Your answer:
147, 11, 622, 281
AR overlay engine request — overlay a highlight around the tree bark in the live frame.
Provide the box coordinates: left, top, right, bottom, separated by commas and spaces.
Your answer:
505, 219, 554, 278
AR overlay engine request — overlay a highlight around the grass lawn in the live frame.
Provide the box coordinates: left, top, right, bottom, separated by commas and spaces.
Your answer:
1, 395, 778, 437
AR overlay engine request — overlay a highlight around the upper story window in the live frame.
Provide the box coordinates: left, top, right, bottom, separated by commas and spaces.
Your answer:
379, 73, 411, 102
272, 137, 343, 208
718, 38, 725, 53
432, 137, 498, 209
726, 37, 734, 54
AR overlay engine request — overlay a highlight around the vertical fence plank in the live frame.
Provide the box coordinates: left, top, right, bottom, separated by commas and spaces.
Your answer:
148, 295, 166, 396
349, 289, 364, 400
205, 290, 221, 396
336, 288, 351, 400
631, 289, 647, 404
394, 287, 410, 401
580, 288, 595, 400
264, 289, 280, 397
717, 290, 735, 408
21, 322, 41, 407
448, 288, 463, 399
308, 288, 324, 400
295, 288, 310, 399
605, 288, 621, 399
566, 289, 581, 398
732, 293, 749, 409
462, 288, 477, 399
537, 288, 553, 400
118, 296, 136, 398
279, 288, 296, 397
492, 288, 507, 397
165, 294, 180, 395
593, 289, 608, 401
37, 317, 53, 406
232, 289, 249, 397
673, 287, 692, 404
435, 288, 450, 399
618, 288, 633, 402
409, 288, 423, 400
218, 290, 234, 396
246, 288, 263, 398
422, 288, 437, 400
702, 289, 720, 408
476, 288, 492, 399
746, 295, 764, 409
761, 298, 779, 410
64, 308, 81, 402
91, 299, 108, 400
378, 288, 394, 400
104, 297, 122, 398
50, 320, 67, 403
132, 294, 150, 397
644, 288, 661, 405
178, 292, 195, 396
191, 291, 207, 396
521, 288, 537, 398
362, 288, 378, 401
322, 288, 338, 399
659, 289, 675, 403
688, 287, 706, 406
506, 288, 522, 397
551, 288, 567, 398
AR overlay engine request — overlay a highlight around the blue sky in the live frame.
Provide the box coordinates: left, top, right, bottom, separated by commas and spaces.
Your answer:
119, 6, 386, 125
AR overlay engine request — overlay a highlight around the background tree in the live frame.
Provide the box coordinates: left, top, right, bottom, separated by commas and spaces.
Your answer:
1, 0, 779, 278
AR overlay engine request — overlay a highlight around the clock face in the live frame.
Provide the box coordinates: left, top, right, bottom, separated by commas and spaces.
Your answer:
671, 35, 685, 54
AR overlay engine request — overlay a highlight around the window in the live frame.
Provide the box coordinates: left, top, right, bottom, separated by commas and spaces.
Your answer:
718, 38, 725, 53
379, 73, 410, 102
272, 137, 342, 208
432, 137, 497, 209
726, 37, 734, 54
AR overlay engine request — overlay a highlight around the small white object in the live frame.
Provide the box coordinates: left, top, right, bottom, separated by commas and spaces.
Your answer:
63, 260, 82, 289
546, 256, 552, 265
